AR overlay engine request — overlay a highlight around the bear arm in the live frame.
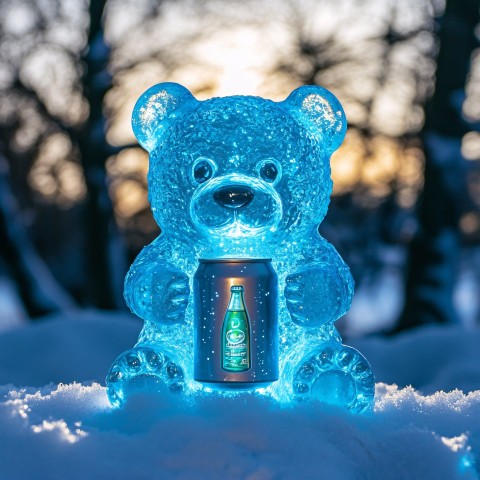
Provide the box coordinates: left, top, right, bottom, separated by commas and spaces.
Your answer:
284, 240, 354, 327
124, 249, 189, 324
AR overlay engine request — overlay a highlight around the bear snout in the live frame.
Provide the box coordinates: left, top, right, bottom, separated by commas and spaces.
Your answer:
213, 185, 254, 209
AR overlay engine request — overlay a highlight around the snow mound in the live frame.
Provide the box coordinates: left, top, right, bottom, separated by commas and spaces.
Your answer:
1, 313, 480, 479
0, 311, 141, 387
351, 325, 480, 394
0, 382, 478, 480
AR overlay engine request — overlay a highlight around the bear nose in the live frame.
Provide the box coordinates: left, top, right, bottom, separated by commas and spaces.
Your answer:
213, 185, 254, 209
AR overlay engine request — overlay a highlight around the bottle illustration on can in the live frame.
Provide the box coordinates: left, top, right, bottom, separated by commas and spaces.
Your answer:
221, 286, 251, 372
194, 258, 278, 390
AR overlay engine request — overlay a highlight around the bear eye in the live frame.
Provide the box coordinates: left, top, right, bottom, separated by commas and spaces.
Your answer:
258, 159, 281, 184
192, 158, 216, 184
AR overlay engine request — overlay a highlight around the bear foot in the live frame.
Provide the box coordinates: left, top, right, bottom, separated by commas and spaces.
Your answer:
292, 343, 374, 414
106, 346, 185, 407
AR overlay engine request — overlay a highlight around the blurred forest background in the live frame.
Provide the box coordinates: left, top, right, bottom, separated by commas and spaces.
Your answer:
0, 0, 479, 336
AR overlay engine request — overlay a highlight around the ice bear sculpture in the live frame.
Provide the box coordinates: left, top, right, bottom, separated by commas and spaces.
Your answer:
106, 82, 375, 413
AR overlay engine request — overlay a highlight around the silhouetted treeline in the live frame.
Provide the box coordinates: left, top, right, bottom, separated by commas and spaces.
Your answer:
0, 0, 478, 332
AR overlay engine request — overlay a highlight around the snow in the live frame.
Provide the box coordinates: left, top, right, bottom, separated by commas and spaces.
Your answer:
351, 326, 480, 395
0, 312, 479, 479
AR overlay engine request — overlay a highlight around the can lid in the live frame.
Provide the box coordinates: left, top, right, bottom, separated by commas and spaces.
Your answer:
199, 258, 272, 263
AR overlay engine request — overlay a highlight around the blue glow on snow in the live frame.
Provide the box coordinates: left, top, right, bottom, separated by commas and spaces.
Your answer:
106, 82, 375, 413
458, 452, 476, 476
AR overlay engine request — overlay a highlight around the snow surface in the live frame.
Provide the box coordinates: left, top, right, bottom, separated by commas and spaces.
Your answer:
0, 312, 479, 479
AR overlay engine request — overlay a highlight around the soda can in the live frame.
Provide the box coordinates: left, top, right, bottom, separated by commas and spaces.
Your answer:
194, 258, 278, 390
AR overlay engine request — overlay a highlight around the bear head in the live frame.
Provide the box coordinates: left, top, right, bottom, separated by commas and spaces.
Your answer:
131, 82, 346, 245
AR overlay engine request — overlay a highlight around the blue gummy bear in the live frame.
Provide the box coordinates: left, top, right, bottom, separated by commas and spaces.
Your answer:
106, 82, 375, 413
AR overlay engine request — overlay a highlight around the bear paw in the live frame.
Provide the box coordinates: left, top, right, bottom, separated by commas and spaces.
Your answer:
292, 343, 374, 414
106, 346, 185, 407
125, 264, 190, 324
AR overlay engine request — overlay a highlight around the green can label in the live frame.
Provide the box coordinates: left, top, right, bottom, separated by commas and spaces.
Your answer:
221, 286, 251, 372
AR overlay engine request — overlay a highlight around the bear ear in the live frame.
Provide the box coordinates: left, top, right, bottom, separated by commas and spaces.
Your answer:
132, 82, 197, 152
282, 85, 347, 153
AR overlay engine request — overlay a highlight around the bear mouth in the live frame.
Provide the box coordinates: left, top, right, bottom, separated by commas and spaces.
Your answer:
190, 174, 282, 238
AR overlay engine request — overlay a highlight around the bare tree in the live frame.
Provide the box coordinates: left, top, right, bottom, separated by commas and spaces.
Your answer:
0, 0, 126, 317
79, 0, 126, 308
396, 0, 480, 330
0, 151, 75, 316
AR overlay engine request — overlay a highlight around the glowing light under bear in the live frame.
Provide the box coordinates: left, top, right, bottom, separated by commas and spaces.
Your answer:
106, 82, 375, 413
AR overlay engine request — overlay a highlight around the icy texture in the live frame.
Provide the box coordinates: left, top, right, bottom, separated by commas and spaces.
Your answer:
107, 82, 374, 412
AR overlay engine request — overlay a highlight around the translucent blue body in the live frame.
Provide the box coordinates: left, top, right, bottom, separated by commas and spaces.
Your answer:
106, 83, 375, 413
